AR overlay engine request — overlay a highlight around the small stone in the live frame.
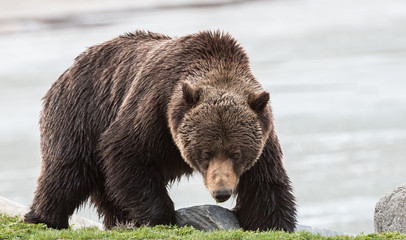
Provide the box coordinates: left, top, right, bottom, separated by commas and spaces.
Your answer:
0, 196, 29, 218
0, 196, 103, 230
375, 185, 406, 233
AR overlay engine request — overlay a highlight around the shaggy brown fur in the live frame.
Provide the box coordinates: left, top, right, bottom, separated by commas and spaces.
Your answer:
25, 30, 297, 231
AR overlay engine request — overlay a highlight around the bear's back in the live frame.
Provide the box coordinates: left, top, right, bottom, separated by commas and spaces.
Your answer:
42, 31, 172, 134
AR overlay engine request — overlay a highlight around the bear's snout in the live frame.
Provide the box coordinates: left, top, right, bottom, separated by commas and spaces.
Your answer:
206, 159, 238, 203
213, 188, 232, 202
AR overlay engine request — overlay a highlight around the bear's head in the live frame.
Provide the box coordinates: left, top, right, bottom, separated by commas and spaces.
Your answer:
168, 82, 272, 202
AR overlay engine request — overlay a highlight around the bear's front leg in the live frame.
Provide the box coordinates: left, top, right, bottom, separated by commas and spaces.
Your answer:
102, 160, 176, 227
234, 136, 297, 232
98, 124, 176, 228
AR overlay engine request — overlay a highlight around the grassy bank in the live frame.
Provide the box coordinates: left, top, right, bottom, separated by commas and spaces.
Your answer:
1, 214, 405, 240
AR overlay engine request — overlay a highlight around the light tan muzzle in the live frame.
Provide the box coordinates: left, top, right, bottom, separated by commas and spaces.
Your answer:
206, 159, 238, 202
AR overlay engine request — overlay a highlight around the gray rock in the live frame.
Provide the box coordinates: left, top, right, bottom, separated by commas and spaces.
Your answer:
375, 184, 406, 233
175, 204, 353, 236
176, 205, 240, 230
0, 196, 103, 230
0, 195, 30, 218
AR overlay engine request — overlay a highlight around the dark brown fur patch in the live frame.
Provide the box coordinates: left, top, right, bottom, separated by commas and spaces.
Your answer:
248, 91, 270, 112
182, 82, 201, 106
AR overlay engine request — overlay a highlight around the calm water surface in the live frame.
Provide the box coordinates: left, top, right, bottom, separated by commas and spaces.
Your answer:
1, 0, 405, 234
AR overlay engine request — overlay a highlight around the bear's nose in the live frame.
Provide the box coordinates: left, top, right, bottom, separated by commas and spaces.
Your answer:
213, 189, 232, 202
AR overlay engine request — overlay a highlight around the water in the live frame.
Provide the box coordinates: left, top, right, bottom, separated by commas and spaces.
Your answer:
1, 0, 406, 234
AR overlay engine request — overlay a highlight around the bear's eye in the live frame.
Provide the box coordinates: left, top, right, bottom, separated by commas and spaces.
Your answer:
231, 152, 241, 161
202, 151, 213, 161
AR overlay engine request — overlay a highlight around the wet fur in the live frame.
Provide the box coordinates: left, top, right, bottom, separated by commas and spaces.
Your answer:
25, 30, 296, 231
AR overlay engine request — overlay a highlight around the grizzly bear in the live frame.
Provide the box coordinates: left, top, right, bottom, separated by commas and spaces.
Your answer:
25, 30, 297, 232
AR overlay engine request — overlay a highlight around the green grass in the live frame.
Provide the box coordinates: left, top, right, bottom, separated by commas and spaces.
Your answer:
1, 214, 405, 240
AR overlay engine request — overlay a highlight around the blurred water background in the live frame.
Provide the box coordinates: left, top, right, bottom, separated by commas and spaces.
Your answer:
1, 0, 405, 234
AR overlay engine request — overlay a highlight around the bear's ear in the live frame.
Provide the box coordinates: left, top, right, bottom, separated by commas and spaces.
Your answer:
182, 82, 201, 106
248, 91, 270, 112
